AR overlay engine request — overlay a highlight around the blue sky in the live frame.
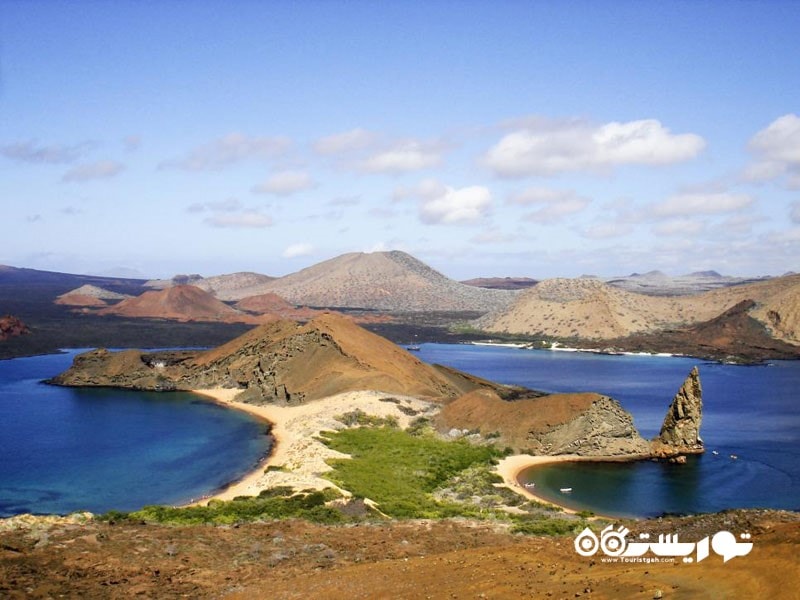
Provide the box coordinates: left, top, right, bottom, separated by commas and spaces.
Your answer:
1, 1, 798, 280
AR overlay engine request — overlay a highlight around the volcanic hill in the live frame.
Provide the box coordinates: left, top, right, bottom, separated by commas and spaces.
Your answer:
51, 313, 519, 404
99, 285, 257, 323
477, 274, 800, 350
55, 284, 131, 307
248, 251, 517, 312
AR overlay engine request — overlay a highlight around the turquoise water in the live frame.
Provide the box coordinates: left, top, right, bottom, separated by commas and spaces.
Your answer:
416, 344, 800, 517
0, 351, 272, 517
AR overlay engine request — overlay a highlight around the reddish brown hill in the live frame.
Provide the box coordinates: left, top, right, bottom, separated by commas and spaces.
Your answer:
235, 292, 295, 313
435, 388, 649, 456
99, 285, 257, 323
0, 315, 30, 341
52, 313, 509, 403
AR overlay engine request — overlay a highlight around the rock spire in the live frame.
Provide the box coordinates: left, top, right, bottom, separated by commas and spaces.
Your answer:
652, 366, 704, 458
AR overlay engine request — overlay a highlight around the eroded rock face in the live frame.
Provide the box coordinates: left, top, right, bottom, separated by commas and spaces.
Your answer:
0, 315, 30, 341
652, 366, 703, 456
436, 389, 650, 457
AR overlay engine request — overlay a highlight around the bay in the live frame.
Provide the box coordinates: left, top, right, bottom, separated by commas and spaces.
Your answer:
416, 343, 800, 518
0, 351, 271, 517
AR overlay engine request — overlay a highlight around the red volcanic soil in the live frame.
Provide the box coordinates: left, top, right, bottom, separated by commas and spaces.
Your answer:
235, 292, 295, 313
99, 285, 258, 323
55, 294, 108, 308
0, 315, 30, 341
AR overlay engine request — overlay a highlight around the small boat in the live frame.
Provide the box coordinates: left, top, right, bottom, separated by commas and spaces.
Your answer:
712, 450, 719, 455
524, 482, 536, 489
730, 454, 738, 460
559, 487, 573, 493
406, 345, 421, 351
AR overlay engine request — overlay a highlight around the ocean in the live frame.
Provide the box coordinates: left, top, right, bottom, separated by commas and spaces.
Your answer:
416, 343, 800, 518
1, 344, 797, 518
0, 350, 271, 517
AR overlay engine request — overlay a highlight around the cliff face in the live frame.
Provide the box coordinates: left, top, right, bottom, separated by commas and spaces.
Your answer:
651, 367, 704, 457
49, 314, 509, 404
436, 389, 650, 457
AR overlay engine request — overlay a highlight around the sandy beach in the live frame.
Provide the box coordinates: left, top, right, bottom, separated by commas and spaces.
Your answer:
191, 388, 439, 503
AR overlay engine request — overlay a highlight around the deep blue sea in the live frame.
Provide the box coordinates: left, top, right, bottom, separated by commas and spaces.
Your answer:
2, 344, 798, 519
415, 343, 800, 518
0, 350, 271, 517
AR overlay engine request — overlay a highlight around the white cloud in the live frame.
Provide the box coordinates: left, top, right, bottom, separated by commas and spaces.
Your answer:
361, 141, 442, 173
470, 228, 516, 244
510, 187, 591, 224
282, 243, 315, 258
484, 118, 705, 177
392, 178, 447, 202
419, 184, 492, 224
745, 114, 800, 187
160, 133, 290, 171
313, 128, 375, 154
62, 160, 124, 182
792, 201, 800, 224
653, 192, 753, 218
1, 140, 91, 164
186, 198, 243, 213
581, 223, 634, 239
204, 211, 273, 228
123, 135, 141, 152
652, 218, 707, 236
252, 170, 316, 196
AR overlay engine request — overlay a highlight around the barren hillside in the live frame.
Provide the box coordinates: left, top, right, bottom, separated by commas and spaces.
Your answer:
477, 274, 800, 343
256, 251, 517, 312
99, 285, 257, 323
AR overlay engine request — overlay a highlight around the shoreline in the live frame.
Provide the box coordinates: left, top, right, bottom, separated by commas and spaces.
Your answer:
188, 388, 438, 505
495, 453, 650, 519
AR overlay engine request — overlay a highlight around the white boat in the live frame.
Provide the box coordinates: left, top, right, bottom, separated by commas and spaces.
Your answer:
524, 482, 536, 489
712, 450, 719, 455
559, 487, 573, 493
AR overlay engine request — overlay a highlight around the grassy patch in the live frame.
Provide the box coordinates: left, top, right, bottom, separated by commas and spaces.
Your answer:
98, 488, 347, 526
335, 409, 399, 429
320, 426, 504, 518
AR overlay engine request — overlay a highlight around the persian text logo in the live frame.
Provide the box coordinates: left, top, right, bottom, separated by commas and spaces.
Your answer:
574, 525, 753, 564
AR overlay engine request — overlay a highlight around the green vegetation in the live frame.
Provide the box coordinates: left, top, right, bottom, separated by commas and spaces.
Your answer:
335, 409, 399, 428
99, 422, 586, 536
98, 487, 347, 526
321, 426, 503, 518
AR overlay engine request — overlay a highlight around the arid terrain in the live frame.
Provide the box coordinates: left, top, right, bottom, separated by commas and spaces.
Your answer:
1, 510, 798, 599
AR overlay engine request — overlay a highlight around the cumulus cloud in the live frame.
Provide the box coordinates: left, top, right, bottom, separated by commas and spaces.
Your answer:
252, 170, 316, 196
652, 218, 706, 237
392, 178, 447, 202
204, 210, 273, 228
581, 222, 634, 239
160, 133, 291, 171
484, 118, 705, 177
653, 192, 753, 218
123, 135, 141, 152
282, 243, 315, 258
186, 198, 243, 213
419, 184, 492, 224
0, 140, 91, 164
360, 141, 442, 173
510, 187, 591, 224
62, 160, 124, 182
313, 128, 375, 155
745, 114, 800, 188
